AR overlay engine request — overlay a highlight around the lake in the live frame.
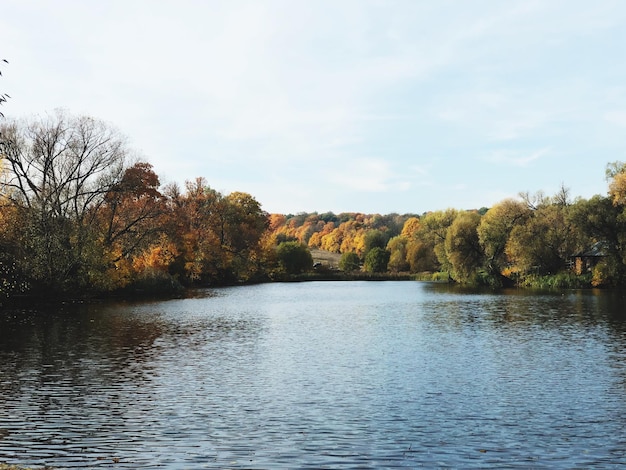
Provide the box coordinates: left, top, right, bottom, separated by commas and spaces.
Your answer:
1, 281, 626, 468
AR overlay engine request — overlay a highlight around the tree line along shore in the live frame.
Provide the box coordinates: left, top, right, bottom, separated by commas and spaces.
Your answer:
2, 111, 626, 302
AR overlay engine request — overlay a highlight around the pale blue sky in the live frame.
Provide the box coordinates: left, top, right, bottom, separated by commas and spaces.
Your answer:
2, 1, 626, 214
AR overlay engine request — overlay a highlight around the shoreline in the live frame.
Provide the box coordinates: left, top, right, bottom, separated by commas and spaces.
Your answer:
1, 465, 55, 470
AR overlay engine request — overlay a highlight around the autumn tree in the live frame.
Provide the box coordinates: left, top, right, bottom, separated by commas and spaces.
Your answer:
406, 238, 438, 273
338, 220, 366, 256
223, 191, 269, 281
320, 225, 344, 253
477, 199, 530, 280
308, 220, 335, 249
166, 179, 268, 284
94, 162, 169, 289
400, 217, 421, 238
399, 216, 436, 273
507, 190, 580, 277
445, 211, 483, 282
101, 163, 165, 247
607, 161, 626, 206
387, 235, 409, 272
165, 178, 223, 283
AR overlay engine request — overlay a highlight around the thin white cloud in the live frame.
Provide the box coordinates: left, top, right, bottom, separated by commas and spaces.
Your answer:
409, 164, 431, 177
484, 148, 551, 167
605, 111, 626, 128
327, 158, 411, 193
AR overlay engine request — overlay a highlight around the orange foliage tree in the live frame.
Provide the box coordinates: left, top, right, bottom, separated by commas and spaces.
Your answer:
93, 162, 170, 289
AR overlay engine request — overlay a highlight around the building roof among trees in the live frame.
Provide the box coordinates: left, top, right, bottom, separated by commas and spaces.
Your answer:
572, 241, 607, 258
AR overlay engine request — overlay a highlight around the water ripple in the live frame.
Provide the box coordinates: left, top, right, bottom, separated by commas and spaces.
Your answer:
1, 282, 626, 468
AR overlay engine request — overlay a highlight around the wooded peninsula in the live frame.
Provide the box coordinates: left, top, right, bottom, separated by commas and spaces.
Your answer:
1, 111, 626, 301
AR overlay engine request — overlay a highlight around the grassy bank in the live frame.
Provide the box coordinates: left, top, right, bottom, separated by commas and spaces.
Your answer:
515, 272, 593, 289
283, 271, 419, 282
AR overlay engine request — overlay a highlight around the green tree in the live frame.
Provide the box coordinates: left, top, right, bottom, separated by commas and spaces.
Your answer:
445, 211, 483, 282
339, 251, 360, 272
417, 209, 458, 272
506, 198, 579, 277
363, 229, 388, 255
363, 247, 390, 273
276, 241, 313, 275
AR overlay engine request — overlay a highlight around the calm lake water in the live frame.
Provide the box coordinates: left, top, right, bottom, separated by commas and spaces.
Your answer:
1, 281, 626, 469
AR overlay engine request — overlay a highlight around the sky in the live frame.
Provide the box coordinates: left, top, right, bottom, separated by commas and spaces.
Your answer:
2, 0, 626, 215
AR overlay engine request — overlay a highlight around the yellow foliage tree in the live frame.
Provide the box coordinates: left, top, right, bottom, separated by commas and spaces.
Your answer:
401, 217, 421, 238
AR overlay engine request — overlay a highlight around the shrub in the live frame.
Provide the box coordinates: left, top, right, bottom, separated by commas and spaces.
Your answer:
276, 241, 313, 275
339, 252, 360, 272
363, 247, 390, 273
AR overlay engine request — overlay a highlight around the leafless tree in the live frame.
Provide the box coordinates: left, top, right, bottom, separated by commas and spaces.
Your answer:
0, 110, 127, 218
0, 110, 129, 291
